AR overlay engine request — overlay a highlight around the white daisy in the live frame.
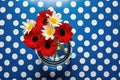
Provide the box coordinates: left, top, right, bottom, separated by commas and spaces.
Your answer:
42, 24, 55, 40
20, 19, 35, 34
47, 10, 62, 27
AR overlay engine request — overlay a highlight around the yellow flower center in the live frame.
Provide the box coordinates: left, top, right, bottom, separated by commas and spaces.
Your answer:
27, 24, 33, 31
45, 25, 55, 36
49, 17, 57, 24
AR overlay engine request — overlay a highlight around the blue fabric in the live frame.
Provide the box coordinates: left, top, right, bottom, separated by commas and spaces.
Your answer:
0, 0, 120, 80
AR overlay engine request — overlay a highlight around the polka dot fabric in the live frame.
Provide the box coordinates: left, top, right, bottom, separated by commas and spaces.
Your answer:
0, 0, 120, 80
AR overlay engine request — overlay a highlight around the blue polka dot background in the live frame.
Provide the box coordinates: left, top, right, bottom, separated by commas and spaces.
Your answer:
0, 0, 120, 80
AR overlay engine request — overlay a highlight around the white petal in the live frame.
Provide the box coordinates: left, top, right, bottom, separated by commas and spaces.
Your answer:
51, 36, 54, 40
22, 22, 28, 27
20, 25, 25, 29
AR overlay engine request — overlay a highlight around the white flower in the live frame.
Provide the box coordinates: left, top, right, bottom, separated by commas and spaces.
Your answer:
42, 24, 55, 40
47, 10, 62, 27
20, 19, 35, 34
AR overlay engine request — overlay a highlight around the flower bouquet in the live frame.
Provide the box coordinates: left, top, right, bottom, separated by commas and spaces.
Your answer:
21, 9, 73, 65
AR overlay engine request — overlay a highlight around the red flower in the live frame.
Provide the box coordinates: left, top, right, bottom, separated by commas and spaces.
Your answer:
35, 10, 53, 30
24, 28, 43, 49
37, 38, 58, 56
55, 22, 73, 43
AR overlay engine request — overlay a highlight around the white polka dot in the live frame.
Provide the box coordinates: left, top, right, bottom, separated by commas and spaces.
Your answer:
56, 1, 62, 7
112, 14, 119, 20
97, 52, 103, 59
43, 65, 48, 71
23, 1, 28, 7
105, 20, 111, 27
20, 35, 24, 41
26, 77, 32, 80
38, 1, 44, 7
91, 45, 98, 51
41, 77, 47, 80
12, 78, 17, 80
113, 41, 119, 48
0, 66, 3, 72
84, 77, 90, 80
4, 59, 10, 66
71, 52, 76, 59
71, 41, 75, 47
5, 48, 11, 54
105, 35, 111, 41
0, 53, 3, 59
50, 71, 56, 77
84, 13, 90, 19
83, 65, 89, 71
0, 20, 5, 26
0, 41, 4, 48
84, 40, 90, 46
12, 53, 18, 60
98, 41, 104, 47
18, 59, 24, 66
112, 53, 118, 59
35, 59, 41, 65
90, 58, 96, 65
91, 20, 97, 26
21, 71, 27, 78
27, 54, 33, 60
84, 0, 90, 7
79, 71, 85, 77
98, 1, 104, 8
6, 13, 12, 20
98, 13, 104, 20
77, 20, 83, 26
56, 77, 62, 80
91, 6, 97, 13
105, 7, 111, 13
77, 35, 84, 41
97, 65, 103, 71
28, 64, 34, 71
96, 77, 102, 80
104, 71, 110, 77
84, 27, 90, 33
35, 72, 41, 78
13, 29, 19, 35
14, 7, 21, 14
118, 72, 120, 77
111, 65, 117, 71
70, 14, 76, 20
84, 52, 90, 58
65, 71, 71, 77
20, 48, 26, 54
104, 58, 110, 65
77, 47, 83, 53
112, 28, 119, 35
21, 13, 27, 19
57, 65, 62, 71
13, 20, 19, 26
72, 28, 76, 34
98, 29, 104, 35
0, 7, 6, 13
4, 72, 10, 78
111, 77, 117, 80
0, 29, 4, 35
78, 7, 84, 13
112, 1, 118, 7
91, 33, 97, 40
70, 77, 76, 80
70, 1, 76, 7
106, 47, 112, 54
90, 71, 96, 77
13, 42, 19, 48
63, 8, 69, 14
12, 66, 18, 72
8, 1, 14, 7
79, 58, 85, 64
72, 64, 78, 71
30, 7, 35, 13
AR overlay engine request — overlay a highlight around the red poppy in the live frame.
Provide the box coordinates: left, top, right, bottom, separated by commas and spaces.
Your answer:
37, 38, 58, 56
35, 10, 53, 30
24, 28, 43, 49
55, 22, 73, 43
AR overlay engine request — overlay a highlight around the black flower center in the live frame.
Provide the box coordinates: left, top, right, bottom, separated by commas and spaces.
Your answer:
59, 29, 65, 36
32, 36, 38, 42
44, 41, 51, 49
43, 18, 47, 25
